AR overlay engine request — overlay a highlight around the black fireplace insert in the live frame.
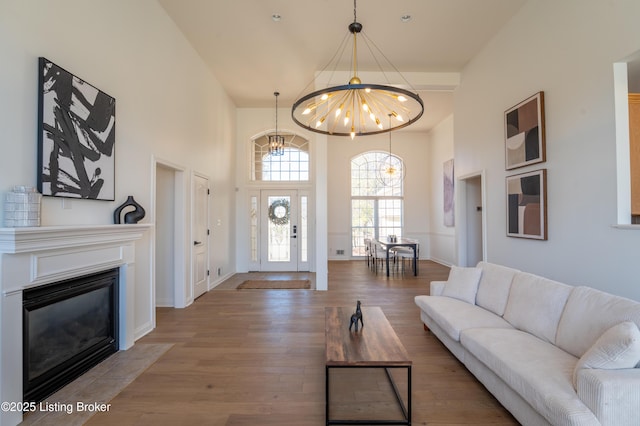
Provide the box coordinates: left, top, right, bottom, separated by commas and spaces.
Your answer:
23, 268, 119, 402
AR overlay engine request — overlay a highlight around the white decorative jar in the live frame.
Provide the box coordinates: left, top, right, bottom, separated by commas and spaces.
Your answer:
4, 186, 42, 227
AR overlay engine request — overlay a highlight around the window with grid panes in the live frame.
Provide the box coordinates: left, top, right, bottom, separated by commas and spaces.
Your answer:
252, 134, 309, 181
351, 152, 404, 256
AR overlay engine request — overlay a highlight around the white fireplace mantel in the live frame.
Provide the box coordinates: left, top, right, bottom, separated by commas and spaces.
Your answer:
0, 224, 152, 426
0, 224, 151, 254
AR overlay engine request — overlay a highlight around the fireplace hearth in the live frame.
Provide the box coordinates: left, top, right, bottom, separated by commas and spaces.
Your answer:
23, 268, 119, 403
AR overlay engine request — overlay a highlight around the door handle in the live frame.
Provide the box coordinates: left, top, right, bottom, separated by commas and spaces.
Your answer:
194, 240, 202, 245
290, 235, 297, 238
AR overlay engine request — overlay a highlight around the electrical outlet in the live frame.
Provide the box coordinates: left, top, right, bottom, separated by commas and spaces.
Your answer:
336, 249, 345, 255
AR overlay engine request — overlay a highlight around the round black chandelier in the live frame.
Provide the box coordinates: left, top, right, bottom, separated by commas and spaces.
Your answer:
291, 0, 424, 139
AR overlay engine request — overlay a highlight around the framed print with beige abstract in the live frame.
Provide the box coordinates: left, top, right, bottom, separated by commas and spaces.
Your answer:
505, 92, 545, 170
506, 169, 547, 240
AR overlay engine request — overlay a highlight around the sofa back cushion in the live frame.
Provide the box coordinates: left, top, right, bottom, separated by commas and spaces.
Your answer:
441, 266, 482, 304
556, 286, 640, 358
475, 262, 519, 316
503, 272, 573, 344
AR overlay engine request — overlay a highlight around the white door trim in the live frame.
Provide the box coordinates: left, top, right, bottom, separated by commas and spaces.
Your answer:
456, 170, 487, 267
151, 156, 188, 309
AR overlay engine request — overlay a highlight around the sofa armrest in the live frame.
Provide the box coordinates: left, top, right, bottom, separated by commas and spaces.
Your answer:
577, 368, 640, 426
430, 281, 446, 296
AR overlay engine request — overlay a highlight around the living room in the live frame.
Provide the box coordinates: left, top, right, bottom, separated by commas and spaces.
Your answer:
1, 0, 640, 425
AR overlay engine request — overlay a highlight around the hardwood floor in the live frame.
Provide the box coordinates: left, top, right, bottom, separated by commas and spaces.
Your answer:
86, 261, 518, 425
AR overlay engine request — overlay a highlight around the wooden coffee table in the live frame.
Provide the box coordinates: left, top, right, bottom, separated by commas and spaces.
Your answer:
325, 306, 412, 425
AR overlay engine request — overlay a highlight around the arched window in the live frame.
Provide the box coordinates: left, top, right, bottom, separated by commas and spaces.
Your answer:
351, 151, 404, 256
251, 133, 309, 181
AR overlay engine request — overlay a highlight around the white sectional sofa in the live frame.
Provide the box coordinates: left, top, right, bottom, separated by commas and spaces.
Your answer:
414, 261, 640, 426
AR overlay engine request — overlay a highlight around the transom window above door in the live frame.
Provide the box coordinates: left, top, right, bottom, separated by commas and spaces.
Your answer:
251, 134, 309, 181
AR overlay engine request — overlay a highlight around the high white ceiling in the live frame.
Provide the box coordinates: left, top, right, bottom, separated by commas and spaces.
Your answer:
157, 0, 527, 132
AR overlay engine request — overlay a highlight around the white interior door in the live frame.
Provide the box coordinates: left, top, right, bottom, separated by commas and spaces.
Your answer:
260, 190, 308, 271
192, 174, 209, 298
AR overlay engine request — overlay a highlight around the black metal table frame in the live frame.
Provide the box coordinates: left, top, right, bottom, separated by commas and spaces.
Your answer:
325, 364, 412, 425
375, 239, 418, 278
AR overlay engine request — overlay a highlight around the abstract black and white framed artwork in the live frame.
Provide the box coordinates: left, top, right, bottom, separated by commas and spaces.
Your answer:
37, 57, 115, 200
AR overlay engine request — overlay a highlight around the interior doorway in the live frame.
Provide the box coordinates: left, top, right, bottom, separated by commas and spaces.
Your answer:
458, 172, 485, 267
153, 159, 187, 308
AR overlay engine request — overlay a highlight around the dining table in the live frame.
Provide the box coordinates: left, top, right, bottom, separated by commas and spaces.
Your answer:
373, 238, 419, 277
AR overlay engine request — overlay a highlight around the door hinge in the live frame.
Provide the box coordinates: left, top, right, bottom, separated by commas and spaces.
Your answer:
207, 270, 210, 276
207, 229, 210, 235
207, 189, 210, 195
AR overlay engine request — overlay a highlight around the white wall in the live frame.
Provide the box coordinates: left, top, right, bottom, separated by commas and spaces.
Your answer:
235, 107, 316, 272
0, 0, 237, 336
236, 107, 457, 272
326, 130, 432, 260
427, 115, 456, 265
454, 0, 640, 300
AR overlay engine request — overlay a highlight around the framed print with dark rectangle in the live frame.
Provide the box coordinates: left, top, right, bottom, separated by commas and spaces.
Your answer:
505, 91, 545, 170
37, 57, 115, 200
506, 169, 547, 240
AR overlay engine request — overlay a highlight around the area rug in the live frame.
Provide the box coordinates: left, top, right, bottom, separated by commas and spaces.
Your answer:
237, 279, 311, 289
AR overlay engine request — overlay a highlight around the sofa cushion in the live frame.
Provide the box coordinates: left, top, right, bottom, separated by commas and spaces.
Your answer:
573, 321, 640, 388
461, 328, 599, 425
430, 281, 446, 296
503, 272, 572, 344
414, 295, 513, 342
556, 286, 640, 358
475, 261, 519, 316
441, 266, 482, 304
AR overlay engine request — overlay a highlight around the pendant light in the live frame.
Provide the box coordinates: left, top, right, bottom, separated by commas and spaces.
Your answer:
269, 91, 285, 156
378, 114, 405, 186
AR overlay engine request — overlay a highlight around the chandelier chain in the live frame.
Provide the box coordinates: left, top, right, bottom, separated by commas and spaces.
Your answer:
353, 0, 357, 23
274, 91, 279, 135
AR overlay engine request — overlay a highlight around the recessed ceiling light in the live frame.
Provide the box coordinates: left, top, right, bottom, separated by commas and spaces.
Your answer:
401, 15, 412, 23
272, 14, 281, 22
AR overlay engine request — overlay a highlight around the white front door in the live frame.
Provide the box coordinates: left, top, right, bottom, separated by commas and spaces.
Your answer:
260, 190, 308, 271
192, 174, 209, 298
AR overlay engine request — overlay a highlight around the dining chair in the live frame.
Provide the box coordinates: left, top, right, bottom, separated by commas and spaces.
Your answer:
372, 240, 395, 274
363, 238, 372, 269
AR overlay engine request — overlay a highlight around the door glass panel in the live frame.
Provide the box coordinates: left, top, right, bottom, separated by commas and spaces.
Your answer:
250, 196, 258, 262
267, 196, 291, 262
301, 196, 308, 262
